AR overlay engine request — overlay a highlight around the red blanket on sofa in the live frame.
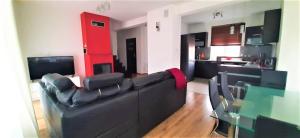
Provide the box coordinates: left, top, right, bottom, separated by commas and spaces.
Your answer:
167, 68, 187, 90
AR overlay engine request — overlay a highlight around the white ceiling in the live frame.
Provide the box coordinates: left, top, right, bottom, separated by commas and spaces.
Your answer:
182, 0, 282, 24
58, 0, 184, 21
96, 0, 184, 21
17, 0, 184, 22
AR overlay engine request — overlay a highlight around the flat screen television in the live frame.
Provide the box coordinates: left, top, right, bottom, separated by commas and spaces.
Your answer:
27, 56, 75, 80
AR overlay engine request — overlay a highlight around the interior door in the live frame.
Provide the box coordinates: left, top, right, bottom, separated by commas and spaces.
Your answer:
126, 38, 137, 74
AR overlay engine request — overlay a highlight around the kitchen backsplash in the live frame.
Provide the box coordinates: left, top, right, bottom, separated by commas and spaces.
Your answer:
240, 45, 273, 58
196, 45, 273, 61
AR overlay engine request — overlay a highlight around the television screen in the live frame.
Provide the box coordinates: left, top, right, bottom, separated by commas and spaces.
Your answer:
27, 56, 75, 80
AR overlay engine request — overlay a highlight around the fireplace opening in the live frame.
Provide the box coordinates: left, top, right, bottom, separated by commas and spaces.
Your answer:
93, 63, 112, 75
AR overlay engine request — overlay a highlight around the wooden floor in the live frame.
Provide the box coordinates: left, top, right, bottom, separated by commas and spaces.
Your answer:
33, 87, 223, 138
144, 92, 221, 138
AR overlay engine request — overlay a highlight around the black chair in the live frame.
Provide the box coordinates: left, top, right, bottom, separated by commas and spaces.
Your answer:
220, 72, 235, 101
260, 70, 287, 89
209, 76, 230, 136
210, 76, 255, 137
255, 115, 300, 138
209, 76, 222, 110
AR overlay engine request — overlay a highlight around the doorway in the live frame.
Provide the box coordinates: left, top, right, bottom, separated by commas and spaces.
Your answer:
126, 38, 137, 74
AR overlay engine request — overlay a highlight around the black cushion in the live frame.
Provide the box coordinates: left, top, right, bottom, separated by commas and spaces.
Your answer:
72, 85, 121, 106
72, 88, 99, 107
120, 78, 133, 93
55, 87, 77, 106
162, 71, 173, 80
132, 72, 165, 89
42, 73, 75, 92
83, 73, 124, 91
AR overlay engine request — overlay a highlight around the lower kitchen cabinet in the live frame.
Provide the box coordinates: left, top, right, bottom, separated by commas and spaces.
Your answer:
194, 61, 218, 79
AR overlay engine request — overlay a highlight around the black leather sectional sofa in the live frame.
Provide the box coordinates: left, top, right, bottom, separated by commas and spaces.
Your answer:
38, 71, 186, 138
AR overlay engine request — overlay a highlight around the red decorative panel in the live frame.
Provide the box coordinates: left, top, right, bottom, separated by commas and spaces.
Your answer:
81, 12, 114, 76
211, 23, 244, 46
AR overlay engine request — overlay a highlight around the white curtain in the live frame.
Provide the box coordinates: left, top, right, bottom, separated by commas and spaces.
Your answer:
0, 0, 38, 137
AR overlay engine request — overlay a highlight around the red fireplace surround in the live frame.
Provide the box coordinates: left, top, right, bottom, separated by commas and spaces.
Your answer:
81, 12, 114, 77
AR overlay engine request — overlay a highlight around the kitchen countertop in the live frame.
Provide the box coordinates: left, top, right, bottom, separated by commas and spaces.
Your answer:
194, 59, 273, 70
219, 64, 273, 70
195, 59, 249, 63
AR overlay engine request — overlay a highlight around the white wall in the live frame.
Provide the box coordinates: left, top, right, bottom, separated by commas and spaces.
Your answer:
14, 1, 119, 81
147, 5, 181, 73
117, 25, 148, 73
181, 22, 189, 34
145, 1, 248, 73
110, 19, 121, 55
0, 1, 38, 137
14, 2, 89, 81
277, 0, 300, 92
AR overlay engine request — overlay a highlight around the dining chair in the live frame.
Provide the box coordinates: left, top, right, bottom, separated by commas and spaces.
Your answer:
260, 70, 287, 89
220, 72, 235, 101
254, 115, 300, 138
209, 76, 230, 136
209, 76, 222, 110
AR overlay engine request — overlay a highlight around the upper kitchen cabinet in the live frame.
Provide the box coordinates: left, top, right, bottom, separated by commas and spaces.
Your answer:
263, 9, 281, 44
193, 32, 208, 47
245, 26, 264, 46
211, 23, 245, 46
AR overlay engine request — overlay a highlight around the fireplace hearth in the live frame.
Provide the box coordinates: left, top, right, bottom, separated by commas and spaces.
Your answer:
93, 63, 112, 75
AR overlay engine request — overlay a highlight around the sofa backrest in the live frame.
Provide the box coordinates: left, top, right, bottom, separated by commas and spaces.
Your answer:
137, 77, 186, 136
39, 81, 139, 138
132, 71, 172, 90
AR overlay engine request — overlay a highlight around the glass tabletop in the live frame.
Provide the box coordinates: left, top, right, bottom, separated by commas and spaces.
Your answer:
211, 85, 300, 132
239, 86, 300, 126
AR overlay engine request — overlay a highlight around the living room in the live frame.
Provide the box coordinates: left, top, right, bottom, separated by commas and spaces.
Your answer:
0, 0, 299, 138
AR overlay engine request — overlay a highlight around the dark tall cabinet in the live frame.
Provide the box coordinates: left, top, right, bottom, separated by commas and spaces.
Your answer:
263, 9, 281, 43
180, 34, 195, 81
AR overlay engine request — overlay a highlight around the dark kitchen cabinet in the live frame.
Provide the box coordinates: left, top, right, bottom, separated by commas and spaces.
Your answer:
245, 26, 264, 46
193, 32, 209, 60
180, 34, 195, 81
194, 61, 218, 79
193, 32, 208, 47
211, 23, 245, 46
263, 9, 281, 43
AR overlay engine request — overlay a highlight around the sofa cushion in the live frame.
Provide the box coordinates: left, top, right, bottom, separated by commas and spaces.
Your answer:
120, 79, 133, 94
42, 73, 75, 92
132, 72, 165, 89
161, 71, 173, 80
72, 84, 121, 106
55, 87, 77, 106
83, 73, 124, 91
72, 88, 99, 107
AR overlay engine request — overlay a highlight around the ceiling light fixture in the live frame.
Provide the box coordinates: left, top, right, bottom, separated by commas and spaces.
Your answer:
96, 0, 111, 13
213, 11, 223, 19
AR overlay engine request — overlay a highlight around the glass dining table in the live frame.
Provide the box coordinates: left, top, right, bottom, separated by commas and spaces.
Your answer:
211, 85, 300, 138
